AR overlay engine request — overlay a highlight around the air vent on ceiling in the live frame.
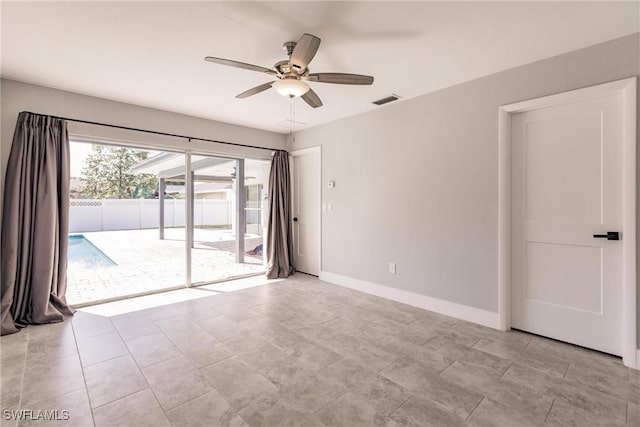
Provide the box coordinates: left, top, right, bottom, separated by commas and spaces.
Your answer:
373, 94, 401, 106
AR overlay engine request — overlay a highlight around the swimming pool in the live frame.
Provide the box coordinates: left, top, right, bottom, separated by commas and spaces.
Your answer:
67, 235, 116, 268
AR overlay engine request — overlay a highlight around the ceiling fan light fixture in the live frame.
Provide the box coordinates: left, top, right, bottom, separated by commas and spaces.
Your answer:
272, 78, 310, 98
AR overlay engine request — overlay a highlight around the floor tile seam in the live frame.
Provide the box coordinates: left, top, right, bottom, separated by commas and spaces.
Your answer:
197, 362, 268, 420
123, 311, 193, 384
436, 360, 457, 377
318, 315, 340, 326
561, 361, 570, 379
625, 400, 628, 425
157, 326, 213, 345
152, 310, 211, 328
560, 373, 631, 403
375, 357, 399, 375
508, 357, 566, 386
193, 352, 235, 370
446, 319, 462, 329
125, 344, 184, 370
13, 334, 29, 414
117, 345, 179, 419
464, 395, 487, 422
500, 362, 514, 378
386, 392, 414, 418
627, 368, 634, 383
420, 334, 439, 347
114, 319, 162, 341
410, 389, 479, 422
522, 336, 535, 352
543, 398, 556, 423
70, 322, 97, 427
310, 390, 348, 416
88, 386, 153, 413
78, 348, 132, 369
72, 321, 118, 342
158, 382, 221, 417
18, 383, 87, 412
479, 381, 555, 424
521, 336, 534, 349
120, 328, 168, 344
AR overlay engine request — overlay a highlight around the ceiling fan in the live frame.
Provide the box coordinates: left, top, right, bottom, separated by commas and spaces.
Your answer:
204, 33, 374, 108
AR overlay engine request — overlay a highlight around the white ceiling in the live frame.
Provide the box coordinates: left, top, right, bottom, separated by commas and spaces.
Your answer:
1, 1, 638, 134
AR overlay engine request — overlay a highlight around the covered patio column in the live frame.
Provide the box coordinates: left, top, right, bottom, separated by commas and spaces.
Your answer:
159, 177, 165, 239
235, 159, 245, 263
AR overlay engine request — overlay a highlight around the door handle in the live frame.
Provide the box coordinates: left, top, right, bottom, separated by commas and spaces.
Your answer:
593, 231, 620, 240
293, 217, 298, 222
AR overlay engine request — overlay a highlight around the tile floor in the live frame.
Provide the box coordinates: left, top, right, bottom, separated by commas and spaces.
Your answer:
1, 274, 638, 426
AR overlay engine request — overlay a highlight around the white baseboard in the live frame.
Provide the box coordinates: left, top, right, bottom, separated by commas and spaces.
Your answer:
319, 271, 500, 329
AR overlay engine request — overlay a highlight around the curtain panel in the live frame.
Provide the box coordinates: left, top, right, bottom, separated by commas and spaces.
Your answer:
266, 150, 295, 279
1, 112, 74, 335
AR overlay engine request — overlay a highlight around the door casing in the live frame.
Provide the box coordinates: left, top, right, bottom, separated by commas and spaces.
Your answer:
497, 77, 637, 368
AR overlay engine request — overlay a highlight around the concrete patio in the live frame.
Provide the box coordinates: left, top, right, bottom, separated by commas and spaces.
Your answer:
66, 228, 265, 305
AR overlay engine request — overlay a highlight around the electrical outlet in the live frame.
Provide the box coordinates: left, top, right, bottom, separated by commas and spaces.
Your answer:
327, 203, 333, 211
389, 262, 396, 274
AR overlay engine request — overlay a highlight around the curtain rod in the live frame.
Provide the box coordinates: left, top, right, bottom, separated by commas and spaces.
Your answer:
23, 111, 279, 152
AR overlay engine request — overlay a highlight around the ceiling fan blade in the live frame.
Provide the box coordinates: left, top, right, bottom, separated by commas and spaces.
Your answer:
289, 33, 321, 72
205, 56, 279, 76
305, 73, 374, 85
236, 82, 274, 99
301, 88, 323, 108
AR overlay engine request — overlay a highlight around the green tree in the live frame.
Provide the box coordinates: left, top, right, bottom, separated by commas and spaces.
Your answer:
80, 146, 158, 199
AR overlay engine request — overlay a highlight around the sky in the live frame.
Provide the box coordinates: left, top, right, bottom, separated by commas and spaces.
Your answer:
69, 141, 92, 178
69, 141, 160, 178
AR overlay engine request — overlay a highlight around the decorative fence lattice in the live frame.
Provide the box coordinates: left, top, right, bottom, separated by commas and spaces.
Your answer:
69, 199, 103, 207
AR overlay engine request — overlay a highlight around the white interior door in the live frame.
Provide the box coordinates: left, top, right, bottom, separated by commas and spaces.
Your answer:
291, 148, 320, 275
511, 93, 624, 356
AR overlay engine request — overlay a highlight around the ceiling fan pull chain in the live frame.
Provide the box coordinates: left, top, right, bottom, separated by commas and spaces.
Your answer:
289, 97, 294, 137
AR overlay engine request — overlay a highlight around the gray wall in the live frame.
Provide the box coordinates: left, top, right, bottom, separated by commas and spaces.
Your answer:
291, 33, 640, 334
1, 79, 286, 204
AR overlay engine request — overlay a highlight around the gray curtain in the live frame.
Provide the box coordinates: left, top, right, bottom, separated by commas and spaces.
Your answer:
1, 112, 74, 335
266, 150, 295, 279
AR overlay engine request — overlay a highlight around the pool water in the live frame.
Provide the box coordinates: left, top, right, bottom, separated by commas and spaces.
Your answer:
67, 235, 116, 268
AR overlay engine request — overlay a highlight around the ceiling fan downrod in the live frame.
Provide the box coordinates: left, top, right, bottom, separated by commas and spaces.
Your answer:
283, 41, 296, 57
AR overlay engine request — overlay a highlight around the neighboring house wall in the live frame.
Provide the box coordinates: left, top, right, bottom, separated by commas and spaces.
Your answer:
291, 34, 640, 339
0, 79, 286, 218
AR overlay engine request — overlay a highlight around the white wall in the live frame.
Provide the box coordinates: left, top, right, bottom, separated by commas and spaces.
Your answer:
0, 79, 286, 215
291, 34, 640, 329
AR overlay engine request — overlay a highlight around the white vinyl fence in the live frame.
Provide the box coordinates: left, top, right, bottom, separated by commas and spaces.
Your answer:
69, 199, 233, 233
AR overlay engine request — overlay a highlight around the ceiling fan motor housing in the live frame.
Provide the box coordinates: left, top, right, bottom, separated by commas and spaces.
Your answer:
274, 60, 294, 76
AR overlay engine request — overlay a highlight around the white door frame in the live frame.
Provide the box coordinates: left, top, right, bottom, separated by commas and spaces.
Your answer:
497, 77, 637, 368
290, 145, 322, 275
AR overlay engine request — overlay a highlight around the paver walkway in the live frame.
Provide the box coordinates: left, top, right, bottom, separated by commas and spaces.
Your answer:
67, 228, 264, 305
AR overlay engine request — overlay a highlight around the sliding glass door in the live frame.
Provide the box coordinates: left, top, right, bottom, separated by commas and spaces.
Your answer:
189, 154, 269, 284
67, 141, 186, 305
67, 140, 270, 305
